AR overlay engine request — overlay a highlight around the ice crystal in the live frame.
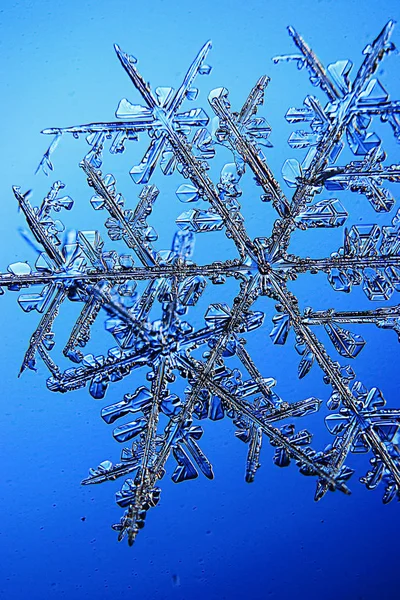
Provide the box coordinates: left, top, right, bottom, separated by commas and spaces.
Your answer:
2, 21, 400, 545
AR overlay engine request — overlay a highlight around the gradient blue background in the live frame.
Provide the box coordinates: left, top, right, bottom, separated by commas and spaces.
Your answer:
1, 1, 399, 599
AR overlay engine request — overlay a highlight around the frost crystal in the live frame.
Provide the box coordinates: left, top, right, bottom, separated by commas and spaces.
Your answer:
2, 22, 400, 545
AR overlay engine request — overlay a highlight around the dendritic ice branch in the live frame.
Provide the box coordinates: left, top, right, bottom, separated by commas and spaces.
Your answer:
2, 21, 400, 546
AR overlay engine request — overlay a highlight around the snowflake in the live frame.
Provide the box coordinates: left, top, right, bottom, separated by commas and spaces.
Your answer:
2, 21, 400, 546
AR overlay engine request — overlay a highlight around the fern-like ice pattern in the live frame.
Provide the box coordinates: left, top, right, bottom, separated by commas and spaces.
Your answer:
2, 22, 400, 545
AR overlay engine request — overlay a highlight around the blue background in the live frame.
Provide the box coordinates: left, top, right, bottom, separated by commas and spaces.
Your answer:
0, 1, 399, 599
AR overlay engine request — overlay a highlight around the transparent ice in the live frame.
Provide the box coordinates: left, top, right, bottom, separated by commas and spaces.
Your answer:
2, 21, 400, 545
